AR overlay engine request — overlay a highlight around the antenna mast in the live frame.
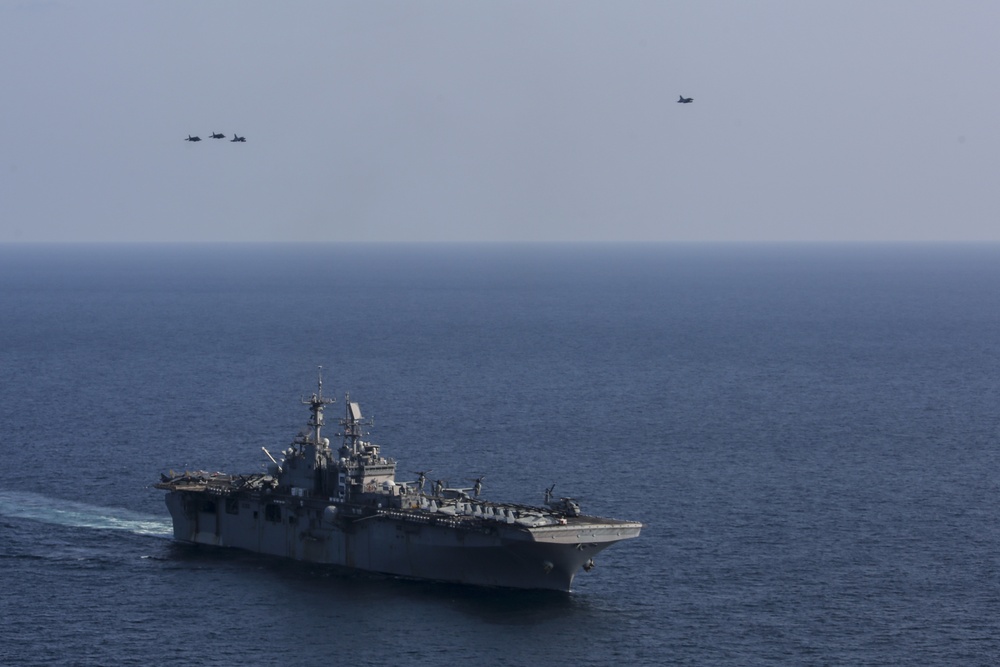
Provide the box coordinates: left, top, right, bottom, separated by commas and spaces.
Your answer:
303, 365, 335, 446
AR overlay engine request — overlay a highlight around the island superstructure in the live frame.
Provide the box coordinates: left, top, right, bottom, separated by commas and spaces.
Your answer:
155, 372, 642, 591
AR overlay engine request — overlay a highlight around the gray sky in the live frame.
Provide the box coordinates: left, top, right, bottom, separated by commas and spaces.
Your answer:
2, 1, 997, 243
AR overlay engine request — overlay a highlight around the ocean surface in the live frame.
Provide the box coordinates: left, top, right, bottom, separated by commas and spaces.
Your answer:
1, 243, 999, 666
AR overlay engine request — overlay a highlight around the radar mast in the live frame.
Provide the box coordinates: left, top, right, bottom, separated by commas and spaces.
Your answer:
302, 366, 335, 447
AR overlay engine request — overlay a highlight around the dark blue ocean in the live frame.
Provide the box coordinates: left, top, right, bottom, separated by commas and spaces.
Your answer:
2, 243, 999, 666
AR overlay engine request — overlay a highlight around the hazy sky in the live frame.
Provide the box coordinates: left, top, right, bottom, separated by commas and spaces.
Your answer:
2, 1, 998, 243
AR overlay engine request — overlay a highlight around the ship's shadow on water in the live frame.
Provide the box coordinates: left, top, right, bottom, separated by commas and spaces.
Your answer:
386, 580, 581, 625
163, 541, 581, 623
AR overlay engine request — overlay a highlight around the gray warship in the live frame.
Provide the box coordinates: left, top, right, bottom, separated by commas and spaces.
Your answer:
156, 373, 642, 591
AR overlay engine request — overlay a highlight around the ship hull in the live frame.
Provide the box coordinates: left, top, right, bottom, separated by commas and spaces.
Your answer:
164, 490, 640, 592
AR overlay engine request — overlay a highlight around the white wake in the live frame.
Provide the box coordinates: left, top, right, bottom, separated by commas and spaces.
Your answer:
0, 490, 172, 537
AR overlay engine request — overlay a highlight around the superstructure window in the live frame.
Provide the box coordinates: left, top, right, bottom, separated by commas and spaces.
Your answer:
265, 504, 282, 522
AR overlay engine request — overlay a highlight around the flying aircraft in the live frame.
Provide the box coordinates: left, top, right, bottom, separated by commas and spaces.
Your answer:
209, 132, 225, 139
185, 135, 202, 142
677, 96, 693, 104
231, 134, 246, 142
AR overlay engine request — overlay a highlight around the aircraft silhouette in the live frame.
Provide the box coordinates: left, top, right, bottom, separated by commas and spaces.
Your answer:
544, 483, 581, 516
231, 134, 246, 142
185, 135, 202, 142
677, 96, 693, 104
209, 132, 225, 139
411, 470, 433, 492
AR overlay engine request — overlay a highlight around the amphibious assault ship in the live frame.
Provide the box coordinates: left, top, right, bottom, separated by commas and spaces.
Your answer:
156, 373, 642, 591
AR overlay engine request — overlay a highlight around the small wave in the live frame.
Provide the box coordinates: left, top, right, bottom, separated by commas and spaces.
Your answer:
0, 490, 172, 537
